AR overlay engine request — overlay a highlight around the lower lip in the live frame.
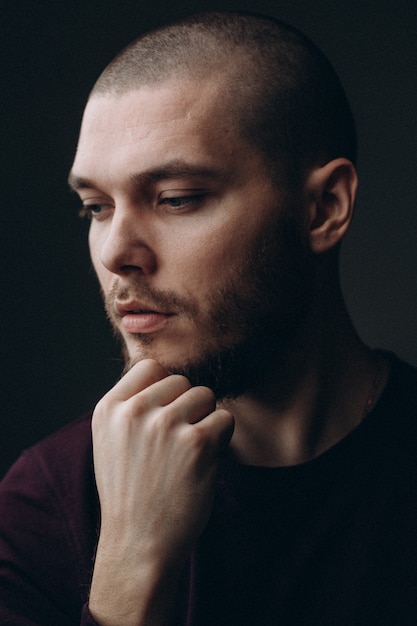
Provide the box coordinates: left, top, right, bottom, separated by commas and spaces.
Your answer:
121, 313, 172, 334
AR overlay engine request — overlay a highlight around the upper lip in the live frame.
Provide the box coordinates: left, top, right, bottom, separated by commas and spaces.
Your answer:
115, 300, 173, 317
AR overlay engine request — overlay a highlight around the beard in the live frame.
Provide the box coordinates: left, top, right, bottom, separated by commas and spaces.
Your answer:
103, 213, 314, 401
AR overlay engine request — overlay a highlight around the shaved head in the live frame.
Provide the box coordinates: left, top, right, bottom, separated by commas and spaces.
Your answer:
90, 11, 356, 189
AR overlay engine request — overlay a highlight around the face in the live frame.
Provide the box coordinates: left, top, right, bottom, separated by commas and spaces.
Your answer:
70, 79, 313, 398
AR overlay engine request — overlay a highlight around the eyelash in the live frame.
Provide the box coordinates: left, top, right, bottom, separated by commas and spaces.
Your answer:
78, 194, 206, 220
78, 204, 109, 220
159, 194, 204, 210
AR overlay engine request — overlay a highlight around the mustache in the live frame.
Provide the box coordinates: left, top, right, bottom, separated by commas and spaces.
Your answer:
103, 280, 198, 318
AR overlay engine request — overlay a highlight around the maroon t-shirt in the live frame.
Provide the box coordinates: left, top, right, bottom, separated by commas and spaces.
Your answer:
1, 354, 417, 625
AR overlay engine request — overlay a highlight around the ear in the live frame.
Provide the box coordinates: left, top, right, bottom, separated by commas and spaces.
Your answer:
305, 158, 358, 254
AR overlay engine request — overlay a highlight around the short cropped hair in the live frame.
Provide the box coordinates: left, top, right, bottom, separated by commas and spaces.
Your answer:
91, 11, 356, 189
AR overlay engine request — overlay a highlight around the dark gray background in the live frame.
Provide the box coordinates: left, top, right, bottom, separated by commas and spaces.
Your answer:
1, 0, 416, 476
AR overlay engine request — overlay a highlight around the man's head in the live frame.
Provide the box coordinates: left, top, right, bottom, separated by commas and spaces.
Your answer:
91, 11, 356, 190
70, 12, 358, 399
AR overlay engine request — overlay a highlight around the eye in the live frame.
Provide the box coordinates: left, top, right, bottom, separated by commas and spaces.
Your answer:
159, 193, 205, 212
78, 203, 113, 221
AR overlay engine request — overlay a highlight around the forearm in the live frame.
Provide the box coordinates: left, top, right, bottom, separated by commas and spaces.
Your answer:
89, 536, 183, 626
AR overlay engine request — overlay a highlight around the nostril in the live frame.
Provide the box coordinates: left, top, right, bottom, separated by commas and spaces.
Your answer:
120, 264, 147, 274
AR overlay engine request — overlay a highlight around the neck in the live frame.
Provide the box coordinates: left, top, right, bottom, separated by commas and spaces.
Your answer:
220, 294, 389, 468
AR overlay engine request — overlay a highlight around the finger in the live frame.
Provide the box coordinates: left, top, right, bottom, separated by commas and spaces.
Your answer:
198, 409, 235, 445
192, 409, 235, 457
165, 386, 217, 425
111, 359, 170, 401
136, 374, 192, 408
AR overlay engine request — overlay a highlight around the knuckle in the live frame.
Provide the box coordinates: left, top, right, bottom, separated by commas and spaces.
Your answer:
130, 388, 152, 415
123, 358, 168, 385
135, 358, 167, 377
217, 408, 235, 428
170, 373, 190, 384
143, 408, 175, 440
155, 403, 179, 428
188, 422, 211, 451
92, 395, 112, 428
169, 374, 192, 392
192, 385, 216, 406
142, 412, 162, 438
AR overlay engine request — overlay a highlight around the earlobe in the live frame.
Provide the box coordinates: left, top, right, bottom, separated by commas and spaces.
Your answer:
306, 158, 358, 254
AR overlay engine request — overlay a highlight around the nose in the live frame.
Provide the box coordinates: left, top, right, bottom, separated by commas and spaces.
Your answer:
93, 207, 157, 277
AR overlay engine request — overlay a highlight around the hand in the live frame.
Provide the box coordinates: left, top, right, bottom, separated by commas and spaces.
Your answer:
89, 359, 234, 625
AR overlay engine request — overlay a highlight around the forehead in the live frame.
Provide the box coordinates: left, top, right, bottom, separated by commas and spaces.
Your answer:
72, 78, 245, 182
82, 79, 227, 132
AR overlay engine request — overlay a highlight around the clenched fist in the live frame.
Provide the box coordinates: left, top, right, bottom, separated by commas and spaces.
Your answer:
89, 359, 234, 626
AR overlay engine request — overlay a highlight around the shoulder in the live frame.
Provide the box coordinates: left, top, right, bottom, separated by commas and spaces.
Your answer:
386, 352, 417, 393
0, 413, 97, 611
362, 353, 417, 479
27, 412, 94, 480
2, 412, 95, 500
0, 411, 97, 539
377, 352, 417, 431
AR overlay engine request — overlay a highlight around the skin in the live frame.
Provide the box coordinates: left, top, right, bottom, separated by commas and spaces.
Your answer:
70, 77, 388, 625
71, 79, 300, 375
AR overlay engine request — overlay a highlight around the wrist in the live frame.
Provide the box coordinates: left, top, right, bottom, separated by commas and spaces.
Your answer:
89, 535, 184, 626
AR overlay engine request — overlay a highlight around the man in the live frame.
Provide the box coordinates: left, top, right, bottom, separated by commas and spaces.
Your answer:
1, 11, 416, 626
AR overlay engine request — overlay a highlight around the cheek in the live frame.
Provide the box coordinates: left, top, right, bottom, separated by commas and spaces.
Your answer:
173, 226, 246, 289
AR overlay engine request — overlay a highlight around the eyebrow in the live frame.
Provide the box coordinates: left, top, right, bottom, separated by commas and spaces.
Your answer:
68, 161, 226, 192
67, 173, 94, 191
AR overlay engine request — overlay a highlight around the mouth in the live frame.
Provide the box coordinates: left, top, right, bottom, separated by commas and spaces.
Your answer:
115, 301, 175, 334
